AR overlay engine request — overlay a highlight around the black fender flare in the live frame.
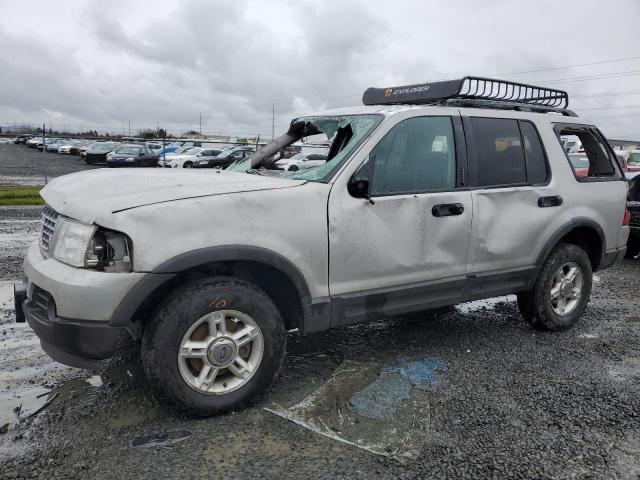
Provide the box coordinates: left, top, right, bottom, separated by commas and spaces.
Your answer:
534, 217, 605, 269
110, 245, 313, 329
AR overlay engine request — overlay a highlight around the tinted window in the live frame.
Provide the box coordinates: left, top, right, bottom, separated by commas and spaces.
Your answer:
470, 118, 526, 186
520, 121, 548, 184
370, 116, 456, 195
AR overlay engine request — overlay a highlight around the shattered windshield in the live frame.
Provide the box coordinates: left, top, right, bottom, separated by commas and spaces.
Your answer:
227, 114, 381, 182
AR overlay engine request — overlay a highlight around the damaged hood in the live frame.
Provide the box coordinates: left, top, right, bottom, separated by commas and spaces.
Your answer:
42, 168, 306, 224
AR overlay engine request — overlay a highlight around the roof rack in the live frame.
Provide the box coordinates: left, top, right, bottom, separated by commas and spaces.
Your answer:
362, 76, 575, 115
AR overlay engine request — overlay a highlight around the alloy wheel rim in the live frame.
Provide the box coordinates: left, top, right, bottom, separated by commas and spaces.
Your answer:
177, 310, 264, 395
550, 262, 583, 316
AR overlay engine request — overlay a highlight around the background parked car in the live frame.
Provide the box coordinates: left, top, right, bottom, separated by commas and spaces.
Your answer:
160, 147, 209, 168
154, 144, 181, 158
84, 142, 120, 164
13, 135, 31, 144
78, 141, 100, 158
275, 152, 328, 171
106, 144, 158, 167
46, 139, 72, 153
626, 150, 640, 173
193, 145, 255, 169
57, 140, 81, 154
568, 153, 589, 177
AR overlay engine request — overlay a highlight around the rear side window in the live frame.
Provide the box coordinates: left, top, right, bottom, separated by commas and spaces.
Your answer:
558, 127, 617, 180
469, 118, 526, 186
520, 122, 548, 184
469, 118, 549, 187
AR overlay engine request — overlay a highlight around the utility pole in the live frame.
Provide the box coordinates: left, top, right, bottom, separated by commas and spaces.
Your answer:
42, 123, 48, 185
271, 104, 275, 141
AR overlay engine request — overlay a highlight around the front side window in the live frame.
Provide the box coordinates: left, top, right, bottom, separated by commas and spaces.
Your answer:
370, 116, 456, 195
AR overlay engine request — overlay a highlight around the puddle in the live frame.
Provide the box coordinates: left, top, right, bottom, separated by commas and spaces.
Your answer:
266, 358, 442, 459
131, 430, 192, 449
0, 386, 55, 426
350, 357, 448, 420
455, 295, 515, 314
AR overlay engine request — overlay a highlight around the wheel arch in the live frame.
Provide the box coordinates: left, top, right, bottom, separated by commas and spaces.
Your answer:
110, 246, 312, 335
536, 218, 605, 271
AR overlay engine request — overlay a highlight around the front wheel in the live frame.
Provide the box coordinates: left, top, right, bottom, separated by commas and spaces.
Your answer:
183, 161, 193, 168
517, 243, 592, 331
142, 277, 286, 416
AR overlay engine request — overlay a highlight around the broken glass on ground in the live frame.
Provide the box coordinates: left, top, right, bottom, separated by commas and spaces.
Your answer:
266, 357, 448, 460
130, 430, 192, 449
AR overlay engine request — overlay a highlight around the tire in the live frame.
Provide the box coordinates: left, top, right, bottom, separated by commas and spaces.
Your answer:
625, 235, 640, 258
288, 165, 299, 171
142, 277, 286, 416
183, 161, 193, 168
517, 243, 592, 331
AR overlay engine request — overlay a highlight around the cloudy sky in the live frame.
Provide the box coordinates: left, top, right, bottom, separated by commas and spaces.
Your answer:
1, 0, 639, 139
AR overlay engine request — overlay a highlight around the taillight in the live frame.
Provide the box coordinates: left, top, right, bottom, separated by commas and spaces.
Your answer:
623, 208, 631, 226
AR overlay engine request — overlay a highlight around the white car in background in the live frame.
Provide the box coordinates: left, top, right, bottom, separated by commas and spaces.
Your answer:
58, 140, 82, 154
160, 147, 221, 168
275, 152, 328, 171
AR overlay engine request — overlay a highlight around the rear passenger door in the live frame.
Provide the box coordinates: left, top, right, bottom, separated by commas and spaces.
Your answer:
463, 114, 560, 295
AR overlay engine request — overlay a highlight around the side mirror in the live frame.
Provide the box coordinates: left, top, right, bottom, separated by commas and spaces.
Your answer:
347, 161, 375, 204
347, 177, 370, 198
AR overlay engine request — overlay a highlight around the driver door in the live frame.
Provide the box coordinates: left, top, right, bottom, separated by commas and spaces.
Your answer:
327, 114, 472, 326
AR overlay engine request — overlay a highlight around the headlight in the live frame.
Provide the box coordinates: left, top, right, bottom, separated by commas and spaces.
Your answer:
50, 217, 132, 272
50, 218, 96, 267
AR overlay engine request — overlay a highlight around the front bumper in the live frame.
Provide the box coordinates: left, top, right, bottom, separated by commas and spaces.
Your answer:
16, 242, 148, 368
17, 283, 128, 369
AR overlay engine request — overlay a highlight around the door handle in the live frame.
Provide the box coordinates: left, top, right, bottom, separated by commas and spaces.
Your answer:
432, 203, 464, 217
538, 195, 563, 208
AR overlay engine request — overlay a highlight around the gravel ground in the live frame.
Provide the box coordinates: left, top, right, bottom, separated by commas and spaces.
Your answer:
0, 203, 638, 479
0, 143, 97, 184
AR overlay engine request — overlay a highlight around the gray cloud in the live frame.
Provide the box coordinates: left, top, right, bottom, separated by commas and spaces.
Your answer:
0, 0, 639, 139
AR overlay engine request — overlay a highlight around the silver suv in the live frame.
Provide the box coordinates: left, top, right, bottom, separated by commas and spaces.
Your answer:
14, 77, 630, 415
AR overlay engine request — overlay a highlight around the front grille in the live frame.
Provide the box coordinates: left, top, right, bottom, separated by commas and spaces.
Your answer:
40, 206, 60, 256
30, 285, 56, 323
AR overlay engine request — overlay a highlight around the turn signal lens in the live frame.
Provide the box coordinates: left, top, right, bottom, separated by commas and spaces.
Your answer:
623, 208, 631, 226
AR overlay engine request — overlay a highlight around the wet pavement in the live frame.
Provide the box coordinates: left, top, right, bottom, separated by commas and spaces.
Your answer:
0, 144, 98, 184
0, 203, 639, 478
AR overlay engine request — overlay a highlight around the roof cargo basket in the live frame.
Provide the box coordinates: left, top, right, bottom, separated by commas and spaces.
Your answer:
363, 76, 572, 113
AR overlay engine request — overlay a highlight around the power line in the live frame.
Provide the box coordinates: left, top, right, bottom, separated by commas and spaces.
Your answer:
494, 55, 640, 76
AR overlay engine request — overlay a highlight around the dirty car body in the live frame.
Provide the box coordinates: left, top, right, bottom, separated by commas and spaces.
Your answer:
15, 77, 630, 415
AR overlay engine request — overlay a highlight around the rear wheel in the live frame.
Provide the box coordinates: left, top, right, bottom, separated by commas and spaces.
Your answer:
517, 243, 592, 331
142, 277, 286, 415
